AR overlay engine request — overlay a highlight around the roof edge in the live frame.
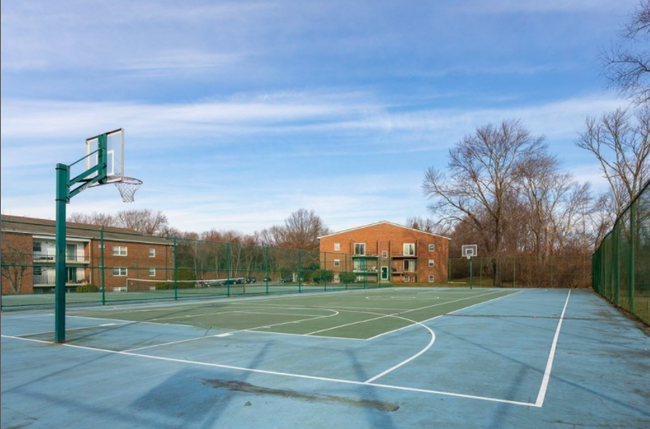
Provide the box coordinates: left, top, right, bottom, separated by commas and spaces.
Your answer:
318, 221, 451, 240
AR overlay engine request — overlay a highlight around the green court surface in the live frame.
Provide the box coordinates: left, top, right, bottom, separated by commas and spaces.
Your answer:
73, 288, 513, 340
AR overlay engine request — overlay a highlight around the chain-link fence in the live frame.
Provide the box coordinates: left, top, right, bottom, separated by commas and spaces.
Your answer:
0, 219, 390, 308
592, 180, 650, 325
447, 254, 591, 288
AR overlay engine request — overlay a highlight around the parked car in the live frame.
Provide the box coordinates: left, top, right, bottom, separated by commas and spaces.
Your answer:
280, 276, 295, 283
246, 277, 256, 284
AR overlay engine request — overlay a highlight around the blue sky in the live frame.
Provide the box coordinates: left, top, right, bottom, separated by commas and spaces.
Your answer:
0, 0, 636, 233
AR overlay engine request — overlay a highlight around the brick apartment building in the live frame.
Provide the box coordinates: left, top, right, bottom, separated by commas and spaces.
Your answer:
318, 221, 450, 284
1, 215, 173, 295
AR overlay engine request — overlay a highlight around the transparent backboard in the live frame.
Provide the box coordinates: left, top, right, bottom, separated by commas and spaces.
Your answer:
85, 128, 124, 184
461, 244, 478, 258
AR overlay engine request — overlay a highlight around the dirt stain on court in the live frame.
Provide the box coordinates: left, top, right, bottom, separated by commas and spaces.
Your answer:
201, 378, 400, 412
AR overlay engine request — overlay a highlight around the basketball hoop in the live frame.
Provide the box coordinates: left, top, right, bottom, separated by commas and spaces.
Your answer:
114, 177, 142, 203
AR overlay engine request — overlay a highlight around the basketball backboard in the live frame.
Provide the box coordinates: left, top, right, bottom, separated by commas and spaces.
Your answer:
85, 128, 124, 184
461, 244, 478, 259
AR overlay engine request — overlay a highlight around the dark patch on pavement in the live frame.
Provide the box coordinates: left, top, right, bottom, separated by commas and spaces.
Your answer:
201, 378, 400, 412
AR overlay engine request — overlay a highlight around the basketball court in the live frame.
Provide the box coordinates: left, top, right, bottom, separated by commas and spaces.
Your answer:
2, 287, 649, 428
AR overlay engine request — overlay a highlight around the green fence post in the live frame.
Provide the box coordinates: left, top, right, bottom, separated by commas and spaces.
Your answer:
479, 257, 482, 286
298, 250, 302, 293
226, 243, 231, 297
324, 252, 327, 291
55, 163, 69, 343
363, 258, 367, 289
448, 257, 451, 284
612, 225, 621, 305
265, 246, 269, 294
345, 255, 348, 289
513, 257, 516, 288
173, 237, 178, 300
100, 229, 105, 305
629, 200, 636, 314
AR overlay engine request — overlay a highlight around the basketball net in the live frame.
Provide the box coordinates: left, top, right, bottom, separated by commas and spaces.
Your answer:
114, 177, 142, 203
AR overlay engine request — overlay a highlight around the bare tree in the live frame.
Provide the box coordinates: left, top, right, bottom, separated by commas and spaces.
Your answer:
254, 226, 285, 247
280, 209, 331, 250
114, 209, 169, 235
516, 153, 592, 259
601, 1, 650, 105
423, 119, 545, 285
0, 240, 31, 294
405, 216, 436, 233
576, 108, 650, 214
68, 212, 115, 227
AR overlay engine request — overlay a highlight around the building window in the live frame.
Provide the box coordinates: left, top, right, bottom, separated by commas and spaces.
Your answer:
429, 259, 434, 267
113, 267, 128, 277
113, 246, 127, 256
334, 259, 341, 267
98, 244, 105, 249
403, 243, 415, 256
66, 244, 76, 262
34, 266, 42, 276
353, 259, 364, 271
429, 243, 435, 251
381, 250, 388, 258
404, 260, 416, 272
334, 243, 341, 251
149, 248, 156, 258
354, 243, 366, 255
33, 242, 42, 252
428, 274, 435, 283
333, 274, 340, 283
149, 268, 156, 277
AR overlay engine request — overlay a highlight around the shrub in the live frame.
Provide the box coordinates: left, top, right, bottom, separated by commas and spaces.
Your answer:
339, 272, 356, 284
177, 267, 196, 281
76, 284, 99, 293
156, 282, 174, 290
309, 270, 334, 283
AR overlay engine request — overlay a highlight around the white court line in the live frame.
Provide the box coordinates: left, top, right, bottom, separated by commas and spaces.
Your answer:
66, 315, 177, 326
233, 302, 407, 312
240, 330, 366, 341
122, 309, 340, 352
0, 334, 537, 407
366, 291, 520, 341
11, 323, 119, 338
232, 310, 332, 317
364, 317, 437, 384
306, 291, 500, 335
535, 290, 571, 407
0, 313, 55, 319
123, 333, 226, 352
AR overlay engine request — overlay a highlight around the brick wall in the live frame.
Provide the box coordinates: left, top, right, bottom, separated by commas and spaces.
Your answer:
319, 222, 449, 283
90, 240, 173, 290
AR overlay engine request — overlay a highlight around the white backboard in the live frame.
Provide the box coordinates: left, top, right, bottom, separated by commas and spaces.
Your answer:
85, 128, 124, 184
461, 244, 478, 258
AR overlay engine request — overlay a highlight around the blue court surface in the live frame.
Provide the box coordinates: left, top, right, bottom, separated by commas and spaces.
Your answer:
2, 287, 649, 428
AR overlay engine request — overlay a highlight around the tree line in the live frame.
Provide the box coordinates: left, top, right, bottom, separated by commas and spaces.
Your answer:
68, 208, 330, 251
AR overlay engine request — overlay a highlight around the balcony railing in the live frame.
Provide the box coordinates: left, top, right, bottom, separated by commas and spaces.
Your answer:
33, 252, 89, 263
392, 252, 417, 258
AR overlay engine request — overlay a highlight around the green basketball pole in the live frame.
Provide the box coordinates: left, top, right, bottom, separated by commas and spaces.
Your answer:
54, 164, 69, 343
54, 132, 135, 343
469, 256, 473, 290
